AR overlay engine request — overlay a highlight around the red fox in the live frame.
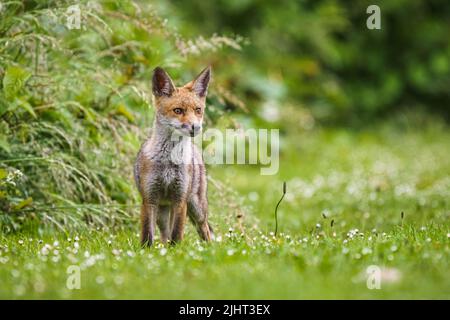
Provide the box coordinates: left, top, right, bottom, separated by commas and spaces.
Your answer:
134, 66, 213, 246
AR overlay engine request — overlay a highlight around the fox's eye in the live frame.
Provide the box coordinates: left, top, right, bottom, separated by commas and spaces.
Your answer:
173, 108, 183, 115
195, 107, 202, 114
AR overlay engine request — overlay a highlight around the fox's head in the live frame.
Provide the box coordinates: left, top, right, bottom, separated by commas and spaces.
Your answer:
152, 66, 211, 137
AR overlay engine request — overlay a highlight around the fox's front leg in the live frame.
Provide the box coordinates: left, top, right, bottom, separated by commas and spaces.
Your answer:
188, 197, 213, 242
141, 201, 156, 246
170, 201, 187, 243
157, 205, 171, 244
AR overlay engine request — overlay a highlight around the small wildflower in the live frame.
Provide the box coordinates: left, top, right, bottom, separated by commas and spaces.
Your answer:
114, 276, 124, 285
95, 276, 105, 284
248, 192, 259, 202
347, 229, 359, 239
40, 247, 49, 256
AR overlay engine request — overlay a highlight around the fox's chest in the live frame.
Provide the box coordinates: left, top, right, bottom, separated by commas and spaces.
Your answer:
160, 165, 181, 186
154, 164, 190, 199
138, 136, 196, 200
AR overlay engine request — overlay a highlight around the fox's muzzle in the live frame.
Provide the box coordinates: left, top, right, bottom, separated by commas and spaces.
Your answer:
182, 123, 202, 136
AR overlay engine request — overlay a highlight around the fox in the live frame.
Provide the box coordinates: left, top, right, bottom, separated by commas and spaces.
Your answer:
134, 66, 214, 246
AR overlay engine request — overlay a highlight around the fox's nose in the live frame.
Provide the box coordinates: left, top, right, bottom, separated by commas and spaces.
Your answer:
190, 124, 201, 136
182, 123, 201, 136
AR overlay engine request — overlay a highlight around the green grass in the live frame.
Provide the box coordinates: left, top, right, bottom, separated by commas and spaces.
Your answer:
0, 122, 449, 299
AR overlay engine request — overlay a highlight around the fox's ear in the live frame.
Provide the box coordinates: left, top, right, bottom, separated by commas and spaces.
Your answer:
187, 66, 211, 98
152, 67, 175, 97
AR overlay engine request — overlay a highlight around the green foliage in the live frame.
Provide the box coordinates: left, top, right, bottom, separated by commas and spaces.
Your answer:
0, 123, 449, 299
0, 1, 448, 299
3, 66, 32, 101
0, 0, 242, 230
0, 0, 448, 232
171, 0, 450, 122
1, 223, 449, 299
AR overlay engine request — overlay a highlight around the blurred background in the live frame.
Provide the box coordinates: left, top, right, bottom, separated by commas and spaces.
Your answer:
168, 0, 450, 124
0, 0, 449, 231
0, 0, 449, 300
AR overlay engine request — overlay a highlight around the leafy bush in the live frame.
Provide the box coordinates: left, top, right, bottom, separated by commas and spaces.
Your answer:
0, 0, 242, 230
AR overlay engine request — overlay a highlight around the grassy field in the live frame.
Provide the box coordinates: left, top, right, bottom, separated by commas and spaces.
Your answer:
0, 120, 449, 299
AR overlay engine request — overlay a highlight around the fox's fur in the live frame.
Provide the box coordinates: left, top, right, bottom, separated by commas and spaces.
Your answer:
134, 66, 213, 246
